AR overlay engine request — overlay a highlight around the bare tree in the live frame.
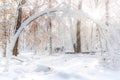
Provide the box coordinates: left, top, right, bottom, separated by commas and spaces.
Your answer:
75, 0, 82, 53
2, 1, 7, 57
13, 0, 26, 56
47, 0, 52, 55
105, 0, 109, 26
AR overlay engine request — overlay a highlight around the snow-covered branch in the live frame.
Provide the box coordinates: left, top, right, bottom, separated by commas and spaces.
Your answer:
7, 3, 67, 54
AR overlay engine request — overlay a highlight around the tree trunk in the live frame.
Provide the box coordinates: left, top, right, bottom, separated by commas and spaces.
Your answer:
13, 38, 19, 56
48, 0, 52, 55
2, 1, 7, 57
105, 0, 109, 26
75, 0, 82, 53
76, 21, 81, 53
49, 19, 52, 54
13, 3, 23, 56
3, 29, 7, 57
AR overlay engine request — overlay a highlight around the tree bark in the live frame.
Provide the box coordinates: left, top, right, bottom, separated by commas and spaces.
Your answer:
13, 2, 23, 56
76, 21, 81, 53
3, 28, 7, 57
2, 1, 7, 57
48, 0, 52, 55
105, 0, 109, 26
75, 0, 82, 53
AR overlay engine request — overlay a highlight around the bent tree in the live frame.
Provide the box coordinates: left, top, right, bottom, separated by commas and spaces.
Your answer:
5, 5, 59, 71
5, 3, 68, 64
5, 2, 109, 71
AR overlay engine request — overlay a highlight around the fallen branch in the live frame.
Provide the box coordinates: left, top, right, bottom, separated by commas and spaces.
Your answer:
11, 56, 24, 62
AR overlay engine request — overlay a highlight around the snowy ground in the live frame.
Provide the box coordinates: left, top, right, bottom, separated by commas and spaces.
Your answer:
0, 53, 120, 80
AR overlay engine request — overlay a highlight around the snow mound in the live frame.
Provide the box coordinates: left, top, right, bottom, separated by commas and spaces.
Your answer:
34, 65, 52, 72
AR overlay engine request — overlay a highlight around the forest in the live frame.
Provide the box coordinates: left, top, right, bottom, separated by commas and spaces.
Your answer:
0, 0, 120, 80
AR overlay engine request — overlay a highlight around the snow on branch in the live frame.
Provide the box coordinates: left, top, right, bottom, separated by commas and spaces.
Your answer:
8, 3, 70, 52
